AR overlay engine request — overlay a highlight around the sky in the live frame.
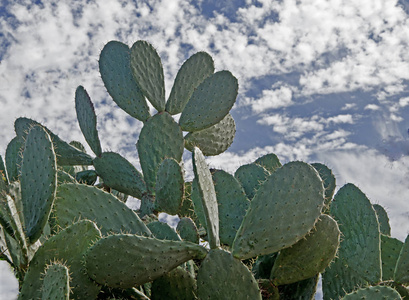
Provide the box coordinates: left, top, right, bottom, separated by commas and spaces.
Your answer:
1, 0, 409, 299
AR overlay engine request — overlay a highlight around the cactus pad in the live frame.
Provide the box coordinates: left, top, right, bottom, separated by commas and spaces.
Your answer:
137, 112, 184, 192
232, 161, 324, 260
75, 86, 102, 157
197, 248, 261, 300
341, 286, 402, 299
381, 234, 403, 280
278, 275, 319, 300
176, 217, 199, 244
5, 136, 23, 182
93, 151, 147, 199
19, 220, 102, 300
373, 204, 391, 236
166, 51, 214, 115
311, 162, 336, 210
234, 163, 270, 200
151, 267, 197, 300
394, 234, 409, 285
54, 183, 151, 236
85, 234, 207, 288
192, 147, 220, 249
179, 71, 238, 132
211, 169, 249, 246
41, 262, 70, 300
254, 153, 282, 173
270, 214, 340, 285
99, 41, 150, 121
130, 40, 165, 112
155, 158, 184, 215
184, 113, 236, 156
20, 125, 57, 243
147, 221, 181, 241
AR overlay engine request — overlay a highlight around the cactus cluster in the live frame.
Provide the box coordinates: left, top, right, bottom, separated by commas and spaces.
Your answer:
1, 39, 408, 299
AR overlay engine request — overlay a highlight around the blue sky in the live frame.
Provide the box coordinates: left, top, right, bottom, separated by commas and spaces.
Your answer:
1, 0, 409, 299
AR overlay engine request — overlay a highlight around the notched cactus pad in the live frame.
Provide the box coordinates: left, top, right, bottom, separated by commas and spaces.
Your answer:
254, 153, 282, 173
197, 249, 261, 300
184, 113, 236, 156
99, 41, 150, 122
232, 161, 325, 260
85, 234, 207, 288
179, 71, 238, 132
131, 40, 165, 112
20, 125, 57, 243
235, 162, 270, 200
166, 51, 214, 115
93, 151, 147, 199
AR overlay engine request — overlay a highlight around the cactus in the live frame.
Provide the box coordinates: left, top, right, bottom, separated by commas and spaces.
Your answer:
2, 38, 408, 300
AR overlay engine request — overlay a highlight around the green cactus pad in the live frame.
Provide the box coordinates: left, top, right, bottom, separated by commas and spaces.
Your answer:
155, 158, 184, 215
151, 266, 197, 300
252, 253, 278, 279
234, 163, 270, 200
270, 214, 340, 285
192, 147, 220, 249
5, 136, 23, 182
41, 262, 70, 300
176, 217, 199, 244
197, 248, 261, 300
254, 153, 282, 173
179, 71, 238, 132
211, 169, 249, 246
19, 220, 102, 300
93, 152, 147, 199
381, 234, 403, 280
0, 155, 8, 184
184, 113, 236, 156
311, 163, 336, 210
137, 112, 184, 192
190, 178, 207, 229
166, 51, 214, 115
130, 40, 165, 112
20, 125, 57, 244
85, 234, 208, 288
373, 204, 392, 236
395, 235, 409, 285
99, 41, 150, 122
75, 169, 97, 185
341, 286, 402, 299
232, 161, 325, 260
147, 221, 181, 241
75, 86, 102, 157
330, 183, 381, 284
15, 117, 93, 166
57, 169, 76, 185
54, 183, 151, 236
278, 275, 319, 300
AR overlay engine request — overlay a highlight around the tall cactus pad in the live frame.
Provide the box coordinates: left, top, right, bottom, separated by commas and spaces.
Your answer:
179, 71, 238, 132
232, 161, 324, 260
395, 235, 409, 285
373, 204, 391, 236
381, 235, 403, 280
176, 217, 199, 244
184, 113, 236, 156
341, 286, 402, 299
197, 249, 262, 300
41, 262, 70, 300
147, 221, 181, 241
311, 163, 336, 209
5, 136, 23, 182
85, 234, 207, 288
211, 169, 249, 246
131, 40, 165, 112
330, 183, 381, 284
75, 86, 102, 157
19, 220, 102, 300
155, 158, 184, 215
192, 147, 220, 249
93, 152, 147, 199
190, 178, 207, 228
99, 41, 150, 121
137, 112, 184, 192
254, 153, 282, 173
15, 117, 93, 166
166, 51, 214, 115
270, 214, 340, 285
151, 267, 197, 300
278, 275, 319, 300
234, 163, 270, 200
20, 125, 57, 243
54, 183, 151, 236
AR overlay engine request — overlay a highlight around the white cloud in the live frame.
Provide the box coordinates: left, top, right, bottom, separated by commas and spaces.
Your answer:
399, 97, 409, 107
365, 104, 380, 110
241, 84, 294, 113
326, 114, 354, 124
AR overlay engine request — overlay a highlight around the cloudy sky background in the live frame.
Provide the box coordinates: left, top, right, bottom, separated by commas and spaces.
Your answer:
1, 0, 409, 298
